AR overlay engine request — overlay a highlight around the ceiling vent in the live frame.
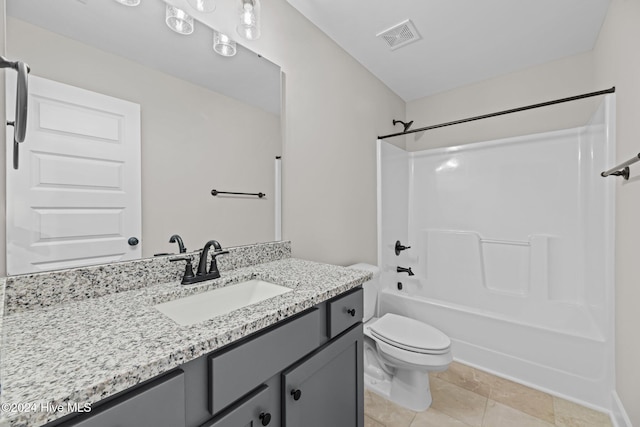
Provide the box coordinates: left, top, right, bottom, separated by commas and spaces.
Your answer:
376, 19, 421, 51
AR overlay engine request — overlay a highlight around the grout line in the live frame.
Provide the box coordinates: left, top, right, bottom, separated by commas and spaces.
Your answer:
367, 361, 611, 427
480, 396, 489, 427
407, 412, 416, 427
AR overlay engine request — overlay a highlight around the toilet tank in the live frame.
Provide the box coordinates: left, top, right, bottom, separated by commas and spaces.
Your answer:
347, 263, 380, 322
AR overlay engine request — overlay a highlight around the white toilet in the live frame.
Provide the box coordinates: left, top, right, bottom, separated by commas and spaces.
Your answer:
348, 263, 452, 412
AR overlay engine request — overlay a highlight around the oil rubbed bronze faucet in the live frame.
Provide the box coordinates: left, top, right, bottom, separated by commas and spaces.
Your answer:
196, 240, 229, 279
170, 240, 229, 285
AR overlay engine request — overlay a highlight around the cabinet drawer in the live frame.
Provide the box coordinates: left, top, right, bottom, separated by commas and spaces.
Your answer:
327, 288, 363, 338
58, 370, 185, 427
209, 308, 320, 414
201, 384, 275, 427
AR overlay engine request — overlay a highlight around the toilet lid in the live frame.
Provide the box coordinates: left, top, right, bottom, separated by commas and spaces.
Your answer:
369, 313, 451, 354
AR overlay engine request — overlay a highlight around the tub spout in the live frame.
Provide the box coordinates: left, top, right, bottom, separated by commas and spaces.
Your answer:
397, 266, 414, 276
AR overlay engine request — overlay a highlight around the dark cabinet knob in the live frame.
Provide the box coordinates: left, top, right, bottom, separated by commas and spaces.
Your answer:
128, 237, 139, 246
259, 412, 271, 426
291, 389, 302, 401
347, 308, 356, 317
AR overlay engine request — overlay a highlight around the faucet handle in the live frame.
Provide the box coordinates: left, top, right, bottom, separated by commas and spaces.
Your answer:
169, 234, 187, 253
395, 240, 411, 256
170, 256, 196, 284
208, 250, 229, 279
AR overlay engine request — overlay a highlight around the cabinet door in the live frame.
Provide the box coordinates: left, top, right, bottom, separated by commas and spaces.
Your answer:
57, 370, 185, 427
201, 384, 276, 427
282, 324, 363, 427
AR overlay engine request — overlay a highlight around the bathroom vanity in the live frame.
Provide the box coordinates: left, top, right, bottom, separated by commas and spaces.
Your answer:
0, 242, 371, 427
53, 288, 363, 427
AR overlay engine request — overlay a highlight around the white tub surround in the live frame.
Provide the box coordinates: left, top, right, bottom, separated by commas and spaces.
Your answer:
377, 95, 616, 412
0, 242, 371, 427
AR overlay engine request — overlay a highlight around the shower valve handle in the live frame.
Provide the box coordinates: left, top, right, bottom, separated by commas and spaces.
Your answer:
395, 240, 411, 256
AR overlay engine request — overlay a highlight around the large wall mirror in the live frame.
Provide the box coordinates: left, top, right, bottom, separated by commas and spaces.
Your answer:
4, 0, 282, 275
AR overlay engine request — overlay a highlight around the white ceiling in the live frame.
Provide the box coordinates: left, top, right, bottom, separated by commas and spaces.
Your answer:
285, 0, 611, 102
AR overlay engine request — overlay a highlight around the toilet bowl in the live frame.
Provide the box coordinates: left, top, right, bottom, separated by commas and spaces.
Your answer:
348, 263, 452, 412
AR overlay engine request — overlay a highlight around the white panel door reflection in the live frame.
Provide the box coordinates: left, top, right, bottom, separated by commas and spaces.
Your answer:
6, 75, 141, 275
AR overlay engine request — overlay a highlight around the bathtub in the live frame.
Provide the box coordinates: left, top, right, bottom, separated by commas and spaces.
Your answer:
376, 95, 616, 411
379, 287, 611, 408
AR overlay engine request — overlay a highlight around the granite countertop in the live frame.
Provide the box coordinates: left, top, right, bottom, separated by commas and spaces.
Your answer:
0, 258, 372, 427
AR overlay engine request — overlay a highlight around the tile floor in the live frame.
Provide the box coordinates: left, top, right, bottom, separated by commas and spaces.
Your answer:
364, 362, 613, 427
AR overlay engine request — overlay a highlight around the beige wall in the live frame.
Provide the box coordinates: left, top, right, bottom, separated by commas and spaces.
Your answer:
406, 52, 597, 151
4, 18, 281, 265
593, 0, 640, 424
186, 0, 407, 266
255, 0, 407, 266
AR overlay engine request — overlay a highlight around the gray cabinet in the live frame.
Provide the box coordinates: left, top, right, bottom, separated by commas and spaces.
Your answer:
209, 308, 320, 414
327, 288, 363, 338
282, 324, 364, 427
201, 384, 276, 427
46, 288, 363, 427
56, 370, 186, 427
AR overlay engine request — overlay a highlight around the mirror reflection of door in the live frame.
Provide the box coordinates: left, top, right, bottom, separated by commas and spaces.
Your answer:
5, 75, 141, 275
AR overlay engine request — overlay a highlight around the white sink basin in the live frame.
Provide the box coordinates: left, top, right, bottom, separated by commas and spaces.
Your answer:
154, 279, 292, 326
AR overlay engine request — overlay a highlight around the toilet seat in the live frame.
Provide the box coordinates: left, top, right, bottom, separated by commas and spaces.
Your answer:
368, 313, 451, 355
375, 339, 452, 370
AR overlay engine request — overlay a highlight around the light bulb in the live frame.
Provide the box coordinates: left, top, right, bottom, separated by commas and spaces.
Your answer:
213, 31, 237, 57
166, 5, 194, 35
113, 0, 141, 6
237, 0, 261, 40
187, 0, 216, 13
241, 6, 255, 26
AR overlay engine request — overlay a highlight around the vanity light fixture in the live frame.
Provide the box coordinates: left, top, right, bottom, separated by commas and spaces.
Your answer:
213, 30, 237, 57
113, 0, 141, 6
237, 0, 261, 40
165, 4, 194, 35
187, 0, 216, 13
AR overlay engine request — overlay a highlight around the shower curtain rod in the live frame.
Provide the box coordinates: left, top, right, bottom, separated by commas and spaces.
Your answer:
377, 87, 616, 140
